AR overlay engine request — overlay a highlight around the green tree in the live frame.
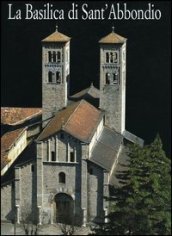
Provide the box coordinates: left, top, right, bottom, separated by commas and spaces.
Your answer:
92, 135, 171, 235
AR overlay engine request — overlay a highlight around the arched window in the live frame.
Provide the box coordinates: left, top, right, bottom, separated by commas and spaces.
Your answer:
57, 51, 61, 62
53, 51, 56, 62
106, 52, 109, 63
59, 172, 66, 184
48, 51, 52, 62
106, 73, 110, 84
113, 73, 118, 83
110, 52, 114, 63
113, 52, 118, 62
56, 72, 61, 84
48, 71, 53, 83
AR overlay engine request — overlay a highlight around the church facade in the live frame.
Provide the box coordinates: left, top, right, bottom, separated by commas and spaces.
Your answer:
1, 27, 143, 226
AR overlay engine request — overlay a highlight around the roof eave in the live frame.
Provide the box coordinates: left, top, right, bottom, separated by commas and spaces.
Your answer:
98, 39, 127, 44
41, 39, 71, 43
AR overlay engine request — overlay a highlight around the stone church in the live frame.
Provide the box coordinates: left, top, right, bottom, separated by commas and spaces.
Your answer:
1, 26, 143, 226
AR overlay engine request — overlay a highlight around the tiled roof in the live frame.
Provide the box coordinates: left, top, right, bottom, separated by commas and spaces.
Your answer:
1, 128, 25, 170
71, 84, 100, 99
70, 84, 100, 107
42, 30, 71, 43
99, 32, 126, 44
37, 100, 103, 142
1, 107, 42, 125
90, 127, 123, 171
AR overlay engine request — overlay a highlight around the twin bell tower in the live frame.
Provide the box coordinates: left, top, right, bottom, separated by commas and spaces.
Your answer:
41, 26, 127, 134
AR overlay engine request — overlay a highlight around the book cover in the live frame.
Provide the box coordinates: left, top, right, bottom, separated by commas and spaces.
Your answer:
1, 1, 171, 234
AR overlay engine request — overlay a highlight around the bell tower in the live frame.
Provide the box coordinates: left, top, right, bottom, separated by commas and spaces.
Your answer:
99, 27, 127, 134
42, 26, 71, 127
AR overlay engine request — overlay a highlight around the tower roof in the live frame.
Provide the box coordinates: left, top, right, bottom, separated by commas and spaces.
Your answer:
99, 32, 126, 44
42, 26, 71, 43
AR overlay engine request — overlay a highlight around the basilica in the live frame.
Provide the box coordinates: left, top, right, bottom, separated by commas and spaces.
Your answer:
1, 26, 143, 226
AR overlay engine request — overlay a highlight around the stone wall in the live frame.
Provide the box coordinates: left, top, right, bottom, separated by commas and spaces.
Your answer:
36, 132, 83, 224
99, 43, 126, 134
1, 182, 15, 222
42, 42, 70, 127
14, 161, 36, 223
36, 130, 108, 225
42, 163, 81, 224
41, 131, 81, 163
87, 162, 105, 223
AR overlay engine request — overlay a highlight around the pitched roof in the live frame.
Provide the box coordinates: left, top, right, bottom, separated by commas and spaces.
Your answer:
109, 146, 130, 187
42, 30, 71, 43
1, 128, 26, 170
123, 130, 144, 147
70, 84, 100, 107
99, 32, 126, 44
71, 84, 100, 99
1, 107, 42, 125
90, 127, 123, 171
37, 100, 103, 142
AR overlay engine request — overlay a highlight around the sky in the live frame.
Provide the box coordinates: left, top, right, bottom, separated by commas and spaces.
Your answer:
1, 1, 171, 156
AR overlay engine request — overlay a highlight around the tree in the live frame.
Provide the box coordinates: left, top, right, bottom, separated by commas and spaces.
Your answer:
92, 134, 171, 235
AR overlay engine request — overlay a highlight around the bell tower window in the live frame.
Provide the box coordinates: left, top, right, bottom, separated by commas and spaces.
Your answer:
106, 73, 110, 84
105, 71, 119, 85
48, 51, 54, 62
114, 52, 118, 62
48, 71, 53, 83
52, 51, 56, 62
48, 51, 52, 62
48, 51, 61, 63
56, 72, 61, 84
57, 51, 61, 62
106, 52, 109, 63
106, 51, 118, 63
113, 73, 118, 84
110, 52, 114, 63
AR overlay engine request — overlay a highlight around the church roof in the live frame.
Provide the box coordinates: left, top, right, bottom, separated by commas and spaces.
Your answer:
90, 126, 123, 171
1, 128, 26, 170
99, 32, 126, 44
71, 83, 100, 99
37, 100, 103, 142
1, 107, 42, 125
123, 130, 144, 147
70, 84, 100, 107
109, 145, 130, 187
42, 27, 71, 43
